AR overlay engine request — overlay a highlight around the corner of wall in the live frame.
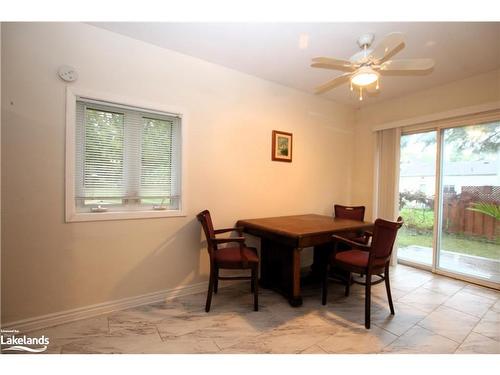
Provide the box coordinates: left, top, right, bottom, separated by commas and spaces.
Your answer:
0, 21, 3, 328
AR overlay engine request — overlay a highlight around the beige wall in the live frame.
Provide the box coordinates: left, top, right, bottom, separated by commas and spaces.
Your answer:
1, 23, 356, 323
351, 69, 500, 219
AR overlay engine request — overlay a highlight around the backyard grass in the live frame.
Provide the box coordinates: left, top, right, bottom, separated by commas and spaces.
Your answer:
399, 207, 434, 230
397, 227, 500, 260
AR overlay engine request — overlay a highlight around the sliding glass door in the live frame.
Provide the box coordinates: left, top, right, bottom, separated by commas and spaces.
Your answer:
398, 121, 499, 288
438, 123, 500, 284
397, 131, 437, 267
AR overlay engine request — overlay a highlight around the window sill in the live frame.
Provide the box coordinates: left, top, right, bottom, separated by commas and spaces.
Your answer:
66, 210, 186, 223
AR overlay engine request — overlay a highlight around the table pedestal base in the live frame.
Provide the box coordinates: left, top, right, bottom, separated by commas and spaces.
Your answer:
260, 239, 306, 307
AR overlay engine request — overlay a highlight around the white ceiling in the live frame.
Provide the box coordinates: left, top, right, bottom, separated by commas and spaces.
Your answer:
90, 22, 500, 107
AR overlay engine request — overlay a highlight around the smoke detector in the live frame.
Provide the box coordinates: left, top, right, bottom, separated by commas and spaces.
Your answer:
58, 65, 78, 82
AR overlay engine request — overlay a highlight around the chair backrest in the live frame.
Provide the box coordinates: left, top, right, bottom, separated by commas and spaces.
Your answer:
334, 204, 365, 221
370, 216, 404, 262
197, 210, 216, 254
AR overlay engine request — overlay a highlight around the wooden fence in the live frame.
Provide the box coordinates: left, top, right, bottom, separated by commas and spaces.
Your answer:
442, 186, 499, 240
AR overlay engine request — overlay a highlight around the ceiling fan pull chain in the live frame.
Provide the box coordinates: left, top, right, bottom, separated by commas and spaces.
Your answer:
376, 78, 379, 90
350, 81, 353, 91
359, 87, 363, 101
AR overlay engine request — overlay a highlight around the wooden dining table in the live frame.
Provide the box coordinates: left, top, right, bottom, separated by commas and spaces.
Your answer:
236, 214, 374, 307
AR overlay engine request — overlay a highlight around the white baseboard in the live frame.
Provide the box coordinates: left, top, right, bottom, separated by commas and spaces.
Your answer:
1, 280, 220, 333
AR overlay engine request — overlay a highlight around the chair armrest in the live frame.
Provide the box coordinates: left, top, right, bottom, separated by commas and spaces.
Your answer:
211, 237, 246, 245
332, 235, 371, 251
355, 230, 373, 245
214, 227, 244, 235
363, 230, 373, 238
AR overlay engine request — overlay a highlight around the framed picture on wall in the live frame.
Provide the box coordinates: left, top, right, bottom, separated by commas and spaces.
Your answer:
272, 130, 293, 162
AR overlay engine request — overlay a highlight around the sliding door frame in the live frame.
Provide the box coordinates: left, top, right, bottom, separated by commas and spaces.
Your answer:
398, 121, 500, 290
432, 128, 443, 273
397, 128, 436, 272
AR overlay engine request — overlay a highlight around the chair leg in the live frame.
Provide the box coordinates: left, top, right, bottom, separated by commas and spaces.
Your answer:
205, 269, 215, 312
251, 267, 255, 293
365, 272, 372, 329
214, 267, 219, 294
253, 265, 259, 311
384, 264, 395, 315
322, 263, 329, 305
345, 272, 351, 297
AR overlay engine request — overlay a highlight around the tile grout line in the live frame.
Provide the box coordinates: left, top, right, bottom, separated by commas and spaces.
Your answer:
413, 324, 462, 350
299, 341, 322, 354
212, 339, 223, 352
442, 302, 493, 320
450, 326, 496, 354
154, 324, 165, 343
471, 329, 500, 343
441, 282, 497, 320
410, 284, 469, 340
412, 283, 490, 349
378, 283, 466, 341
372, 321, 402, 339
461, 286, 500, 301
453, 330, 482, 354
464, 306, 499, 345
415, 321, 465, 345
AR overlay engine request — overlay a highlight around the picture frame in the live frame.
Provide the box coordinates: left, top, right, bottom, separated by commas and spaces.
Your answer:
272, 130, 293, 162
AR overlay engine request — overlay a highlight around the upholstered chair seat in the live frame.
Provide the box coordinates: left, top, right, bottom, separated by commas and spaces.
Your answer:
214, 246, 259, 268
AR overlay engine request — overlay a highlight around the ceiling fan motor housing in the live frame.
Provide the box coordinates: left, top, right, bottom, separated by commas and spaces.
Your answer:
357, 33, 374, 49
349, 34, 375, 63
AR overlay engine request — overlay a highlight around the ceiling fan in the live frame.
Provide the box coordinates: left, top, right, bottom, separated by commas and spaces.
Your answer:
311, 32, 435, 100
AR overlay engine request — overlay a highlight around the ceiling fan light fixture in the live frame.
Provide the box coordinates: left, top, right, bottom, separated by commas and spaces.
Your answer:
351, 66, 379, 87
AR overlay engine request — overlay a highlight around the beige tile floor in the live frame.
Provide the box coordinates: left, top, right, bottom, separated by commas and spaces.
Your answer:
8, 265, 500, 354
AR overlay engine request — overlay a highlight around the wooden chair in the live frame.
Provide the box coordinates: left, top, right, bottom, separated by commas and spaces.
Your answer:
334, 204, 370, 246
334, 204, 366, 221
197, 210, 259, 312
329, 204, 370, 282
312, 205, 369, 283
322, 216, 403, 329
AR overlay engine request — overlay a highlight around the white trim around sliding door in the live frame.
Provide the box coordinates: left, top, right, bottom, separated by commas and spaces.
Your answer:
435, 268, 500, 290
373, 101, 500, 132
399, 257, 499, 290
391, 128, 401, 265
432, 129, 443, 273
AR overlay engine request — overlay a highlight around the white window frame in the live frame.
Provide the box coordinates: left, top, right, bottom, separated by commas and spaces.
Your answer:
65, 87, 187, 222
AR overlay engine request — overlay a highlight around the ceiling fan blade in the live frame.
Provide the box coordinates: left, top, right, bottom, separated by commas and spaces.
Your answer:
311, 62, 356, 72
311, 57, 354, 70
380, 58, 435, 71
369, 32, 405, 62
315, 73, 352, 94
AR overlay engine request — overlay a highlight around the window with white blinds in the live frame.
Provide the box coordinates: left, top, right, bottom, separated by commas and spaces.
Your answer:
74, 98, 182, 213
